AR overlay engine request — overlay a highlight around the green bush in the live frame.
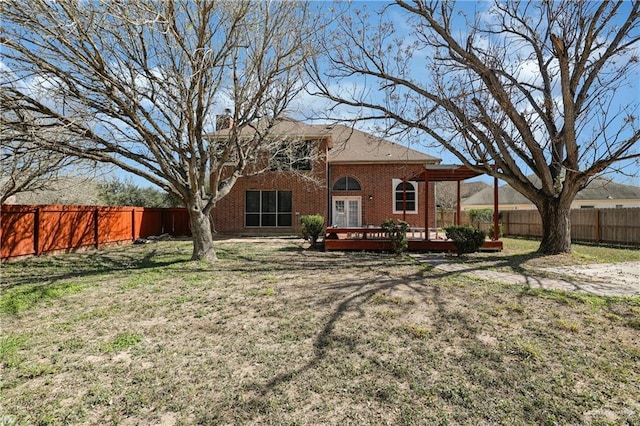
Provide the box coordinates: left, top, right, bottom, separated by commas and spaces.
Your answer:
381, 219, 409, 255
488, 223, 503, 239
444, 225, 486, 256
301, 215, 325, 248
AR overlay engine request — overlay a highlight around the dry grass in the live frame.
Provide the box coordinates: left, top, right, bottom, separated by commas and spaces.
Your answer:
1, 238, 639, 425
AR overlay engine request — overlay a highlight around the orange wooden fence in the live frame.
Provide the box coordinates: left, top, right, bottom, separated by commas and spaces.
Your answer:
1, 204, 191, 260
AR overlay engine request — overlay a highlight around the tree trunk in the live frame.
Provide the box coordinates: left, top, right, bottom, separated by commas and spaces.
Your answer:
537, 198, 572, 255
188, 206, 216, 261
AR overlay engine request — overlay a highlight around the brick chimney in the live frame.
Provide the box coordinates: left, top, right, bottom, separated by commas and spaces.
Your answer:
216, 108, 233, 130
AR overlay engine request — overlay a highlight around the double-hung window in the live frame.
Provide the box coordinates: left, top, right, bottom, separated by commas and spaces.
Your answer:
245, 190, 292, 227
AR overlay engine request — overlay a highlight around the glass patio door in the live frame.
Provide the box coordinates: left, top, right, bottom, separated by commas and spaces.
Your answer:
332, 196, 361, 227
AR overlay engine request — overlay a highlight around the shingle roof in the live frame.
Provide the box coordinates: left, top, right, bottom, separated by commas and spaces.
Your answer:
576, 178, 640, 200
324, 124, 439, 164
463, 177, 640, 206
206, 118, 440, 164
207, 116, 330, 140
463, 185, 529, 205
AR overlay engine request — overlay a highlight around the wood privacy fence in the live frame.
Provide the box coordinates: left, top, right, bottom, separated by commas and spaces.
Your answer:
501, 208, 640, 246
1, 204, 191, 260
437, 208, 639, 245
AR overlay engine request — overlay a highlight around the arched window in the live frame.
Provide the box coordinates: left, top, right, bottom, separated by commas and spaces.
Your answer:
333, 176, 361, 191
393, 179, 417, 213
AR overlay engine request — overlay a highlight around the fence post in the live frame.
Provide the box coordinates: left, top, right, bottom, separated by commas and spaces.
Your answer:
94, 208, 99, 249
594, 209, 600, 243
131, 208, 136, 241
34, 207, 41, 256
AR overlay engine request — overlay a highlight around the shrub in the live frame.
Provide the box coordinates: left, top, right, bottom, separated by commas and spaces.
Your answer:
301, 215, 325, 248
381, 219, 409, 255
444, 225, 486, 256
488, 223, 503, 239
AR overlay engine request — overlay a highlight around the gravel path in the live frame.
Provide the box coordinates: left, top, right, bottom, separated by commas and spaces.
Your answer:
411, 255, 640, 297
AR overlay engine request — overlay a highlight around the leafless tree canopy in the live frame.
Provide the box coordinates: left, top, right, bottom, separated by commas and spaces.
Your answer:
1, 0, 325, 259
0, 93, 95, 203
308, 0, 640, 253
435, 181, 489, 211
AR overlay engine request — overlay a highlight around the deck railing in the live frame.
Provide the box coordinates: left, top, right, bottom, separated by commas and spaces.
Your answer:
324, 226, 503, 252
326, 227, 445, 241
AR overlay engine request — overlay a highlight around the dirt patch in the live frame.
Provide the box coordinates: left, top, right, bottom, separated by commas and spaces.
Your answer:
413, 255, 639, 297
540, 261, 639, 288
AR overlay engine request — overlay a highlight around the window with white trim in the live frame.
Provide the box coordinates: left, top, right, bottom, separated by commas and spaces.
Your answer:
333, 176, 361, 191
392, 179, 418, 214
245, 190, 292, 227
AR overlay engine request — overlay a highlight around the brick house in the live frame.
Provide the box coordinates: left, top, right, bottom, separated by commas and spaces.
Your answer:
209, 117, 440, 235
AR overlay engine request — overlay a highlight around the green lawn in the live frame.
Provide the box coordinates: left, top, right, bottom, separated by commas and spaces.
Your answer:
1, 238, 639, 425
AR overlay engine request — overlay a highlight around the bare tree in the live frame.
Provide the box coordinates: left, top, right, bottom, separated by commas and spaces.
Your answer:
435, 181, 489, 226
1, 0, 325, 260
307, 0, 640, 254
0, 94, 93, 203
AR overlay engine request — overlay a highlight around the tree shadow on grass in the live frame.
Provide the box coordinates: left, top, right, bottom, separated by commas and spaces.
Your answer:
1, 243, 191, 290
218, 246, 638, 423
224, 256, 489, 423
415, 251, 589, 291
445, 251, 639, 297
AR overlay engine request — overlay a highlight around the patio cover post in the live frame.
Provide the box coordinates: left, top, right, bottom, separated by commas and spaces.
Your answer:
493, 173, 499, 241
456, 180, 461, 226
413, 165, 486, 241
424, 176, 429, 241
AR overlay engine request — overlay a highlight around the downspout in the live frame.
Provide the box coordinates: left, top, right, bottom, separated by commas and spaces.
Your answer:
326, 139, 331, 227
456, 180, 461, 226
493, 172, 499, 241
424, 175, 430, 241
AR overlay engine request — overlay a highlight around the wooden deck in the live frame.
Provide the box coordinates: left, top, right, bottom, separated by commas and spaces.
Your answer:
324, 227, 503, 252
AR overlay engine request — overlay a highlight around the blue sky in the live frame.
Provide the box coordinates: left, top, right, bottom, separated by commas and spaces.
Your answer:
7, 0, 635, 189
289, 0, 639, 187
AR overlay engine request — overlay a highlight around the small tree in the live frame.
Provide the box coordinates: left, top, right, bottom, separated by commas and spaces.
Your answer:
301, 215, 325, 248
467, 208, 493, 230
445, 225, 486, 257
381, 219, 409, 255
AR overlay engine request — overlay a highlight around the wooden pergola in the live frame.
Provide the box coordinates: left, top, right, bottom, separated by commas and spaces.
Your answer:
409, 164, 501, 242
324, 164, 503, 252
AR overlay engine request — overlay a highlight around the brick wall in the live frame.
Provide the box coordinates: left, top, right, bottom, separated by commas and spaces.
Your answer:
211, 140, 328, 235
211, 142, 438, 234
329, 163, 436, 229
